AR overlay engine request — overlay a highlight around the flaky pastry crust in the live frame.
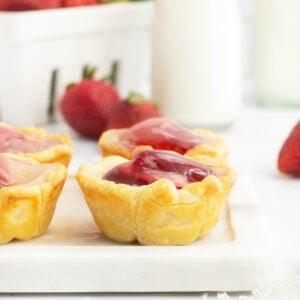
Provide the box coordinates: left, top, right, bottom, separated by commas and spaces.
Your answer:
76, 154, 236, 246
0, 122, 73, 167
0, 154, 67, 245
98, 127, 229, 161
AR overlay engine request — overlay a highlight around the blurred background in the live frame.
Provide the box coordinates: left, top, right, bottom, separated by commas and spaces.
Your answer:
0, 0, 299, 126
240, 0, 255, 102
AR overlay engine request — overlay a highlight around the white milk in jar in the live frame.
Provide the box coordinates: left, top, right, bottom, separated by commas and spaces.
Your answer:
255, 0, 300, 106
152, 0, 242, 128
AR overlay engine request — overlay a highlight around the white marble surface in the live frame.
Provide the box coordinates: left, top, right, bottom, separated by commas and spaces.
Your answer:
1, 104, 300, 299
0, 175, 272, 293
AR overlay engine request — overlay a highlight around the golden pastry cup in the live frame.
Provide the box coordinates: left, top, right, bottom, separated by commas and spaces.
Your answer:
76, 153, 236, 246
98, 127, 229, 161
0, 122, 73, 167
0, 154, 67, 245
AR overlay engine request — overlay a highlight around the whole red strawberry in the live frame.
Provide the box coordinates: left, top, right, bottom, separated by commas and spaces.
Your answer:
60, 68, 120, 138
0, 0, 6, 9
277, 121, 300, 176
0, 0, 61, 11
62, 0, 98, 7
106, 93, 163, 130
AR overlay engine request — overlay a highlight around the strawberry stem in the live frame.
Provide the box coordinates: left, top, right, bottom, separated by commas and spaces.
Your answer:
101, 74, 112, 83
84, 66, 98, 79
66, 83, 75, 90
128, 92, 145, 105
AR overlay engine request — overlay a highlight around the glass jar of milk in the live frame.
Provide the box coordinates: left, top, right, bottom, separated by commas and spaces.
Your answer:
255, 0, 300, 106
152, 0, 242, 128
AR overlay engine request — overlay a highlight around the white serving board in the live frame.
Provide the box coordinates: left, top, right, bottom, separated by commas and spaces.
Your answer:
0, 175, 273, 293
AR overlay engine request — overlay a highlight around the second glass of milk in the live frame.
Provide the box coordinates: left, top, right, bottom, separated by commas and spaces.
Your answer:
152, 0, 242, 128
254, 0, 300, 107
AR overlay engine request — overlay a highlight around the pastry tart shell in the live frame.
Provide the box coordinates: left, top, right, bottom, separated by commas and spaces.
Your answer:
76, 154, 236, 246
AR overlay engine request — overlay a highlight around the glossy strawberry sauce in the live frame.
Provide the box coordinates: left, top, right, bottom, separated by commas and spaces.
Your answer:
0, 153, 54, 188
103, 150, 214, 189
0, 126, 58, 153
0, 154, 13, 187
121, 118, 204, 155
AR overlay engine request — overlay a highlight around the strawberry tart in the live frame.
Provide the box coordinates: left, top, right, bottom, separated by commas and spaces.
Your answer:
76, 149, 236, 246
0, 122, 72, 167
0, 153, 67, 245
99, 117, 230, 160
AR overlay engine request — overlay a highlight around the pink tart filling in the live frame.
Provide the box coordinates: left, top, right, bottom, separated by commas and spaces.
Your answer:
0, 154, 14, 187
103, 150, 214, 189
121, 118, 204, 155
0, 126, 58, 153
0, 154, 54, 188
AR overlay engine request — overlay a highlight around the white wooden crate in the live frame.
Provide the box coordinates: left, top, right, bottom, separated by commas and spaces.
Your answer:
0, 2, 153, 125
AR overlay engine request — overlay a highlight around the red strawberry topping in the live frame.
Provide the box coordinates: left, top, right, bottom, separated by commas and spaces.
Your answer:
103, 149, 214, 189
0, 154, 13, 187
0, 126, 58, 153
121, 117, 204, 154
278, 121, 300, 176
0, 154, 55, 188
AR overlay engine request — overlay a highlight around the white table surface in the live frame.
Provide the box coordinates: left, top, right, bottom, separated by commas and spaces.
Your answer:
1, 103, 299, 299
